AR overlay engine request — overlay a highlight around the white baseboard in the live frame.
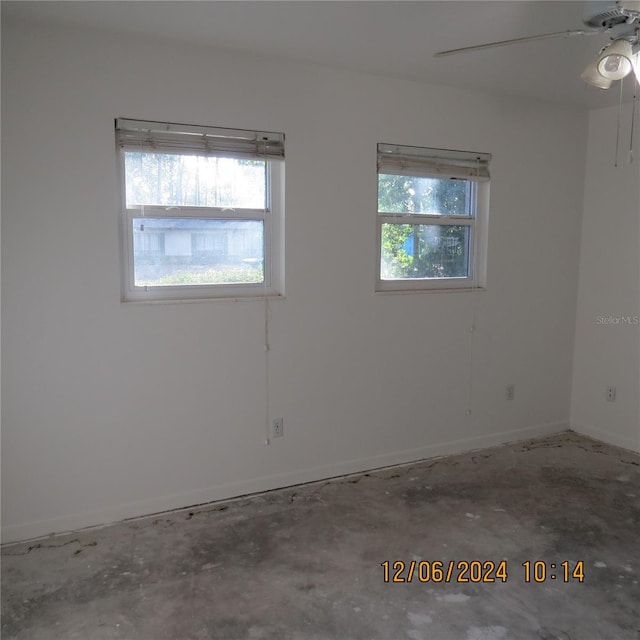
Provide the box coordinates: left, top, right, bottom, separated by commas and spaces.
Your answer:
571, 422, 640, 454
2, 420, 568, 545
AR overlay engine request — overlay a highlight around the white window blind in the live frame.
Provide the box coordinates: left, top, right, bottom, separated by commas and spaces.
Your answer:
377, 143, 491, 181
116, 118, 285, 161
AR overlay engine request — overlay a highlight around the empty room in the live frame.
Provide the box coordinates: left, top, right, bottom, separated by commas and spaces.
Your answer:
1, 1, 639, 639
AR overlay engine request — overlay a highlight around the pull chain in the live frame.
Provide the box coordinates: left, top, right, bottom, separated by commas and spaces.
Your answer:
615, 77, 624, 168
630, 84, 637, 164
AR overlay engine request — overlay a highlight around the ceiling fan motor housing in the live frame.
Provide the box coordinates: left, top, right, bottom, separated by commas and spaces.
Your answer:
583, 1, 640, 32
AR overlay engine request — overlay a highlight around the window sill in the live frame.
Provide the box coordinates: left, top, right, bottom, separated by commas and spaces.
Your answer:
374, 286, 486, 296
120, 294, 286, 306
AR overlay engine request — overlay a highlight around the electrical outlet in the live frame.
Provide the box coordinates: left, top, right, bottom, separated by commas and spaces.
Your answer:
272, 418, 284, 438
606, 386, 616, 402
505, 384, 515, 401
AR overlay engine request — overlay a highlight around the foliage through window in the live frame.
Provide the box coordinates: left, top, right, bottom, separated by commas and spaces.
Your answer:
117, 119, 284, 301
376, 143, 490, 291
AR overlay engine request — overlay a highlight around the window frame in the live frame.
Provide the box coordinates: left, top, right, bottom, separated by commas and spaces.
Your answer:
116, 119, 284, 303
375, 143, 490, 293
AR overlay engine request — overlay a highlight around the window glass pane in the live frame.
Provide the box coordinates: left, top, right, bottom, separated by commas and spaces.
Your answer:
133, 218, 264, 286
378, 174, 471, 215
380, 224, 470, 279
125, 153, 266, 209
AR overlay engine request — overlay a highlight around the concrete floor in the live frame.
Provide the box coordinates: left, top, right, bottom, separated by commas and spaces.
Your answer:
2, 432, 640, 640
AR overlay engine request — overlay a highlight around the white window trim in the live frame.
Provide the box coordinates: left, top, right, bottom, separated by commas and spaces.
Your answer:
376, 144, 490, 293
116, 119, 285, 303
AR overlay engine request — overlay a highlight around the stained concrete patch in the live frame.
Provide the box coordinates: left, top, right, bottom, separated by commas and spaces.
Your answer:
465, 626, 508, 640
407, 612, 432, 626
437, 593, 471, 604
536, 628, 572, 640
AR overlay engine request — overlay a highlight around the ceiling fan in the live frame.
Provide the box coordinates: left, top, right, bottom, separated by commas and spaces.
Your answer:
435, 1, 640, 90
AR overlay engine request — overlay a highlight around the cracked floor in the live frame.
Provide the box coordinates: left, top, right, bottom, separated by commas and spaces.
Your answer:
2, 432, 640, 640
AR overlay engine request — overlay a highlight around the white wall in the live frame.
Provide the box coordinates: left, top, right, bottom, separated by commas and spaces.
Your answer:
1, 18, 587, 542
571, 105, 640, 452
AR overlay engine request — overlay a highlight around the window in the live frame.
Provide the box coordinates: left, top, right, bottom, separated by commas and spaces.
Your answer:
116, 119, 284, 301
376, 143, 490, 292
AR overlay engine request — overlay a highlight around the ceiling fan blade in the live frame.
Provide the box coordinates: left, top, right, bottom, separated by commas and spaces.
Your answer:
434, 29, 597, 58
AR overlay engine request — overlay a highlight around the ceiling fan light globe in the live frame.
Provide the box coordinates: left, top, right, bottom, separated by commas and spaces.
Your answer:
597, 54, 633, 79
597, 39, 634, 80
581, 60, 613, 89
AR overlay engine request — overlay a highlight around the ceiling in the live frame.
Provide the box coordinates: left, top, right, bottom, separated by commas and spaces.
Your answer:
3, 0, 638, 109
